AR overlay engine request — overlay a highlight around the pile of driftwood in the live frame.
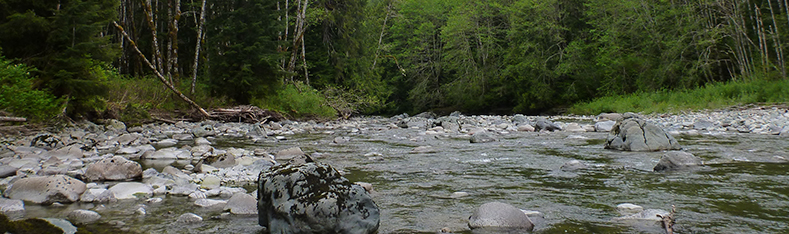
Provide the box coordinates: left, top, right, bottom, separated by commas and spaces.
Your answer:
209, 105, 284, 123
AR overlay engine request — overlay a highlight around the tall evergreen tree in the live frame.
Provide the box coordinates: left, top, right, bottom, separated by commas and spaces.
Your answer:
0, 0, 118, 117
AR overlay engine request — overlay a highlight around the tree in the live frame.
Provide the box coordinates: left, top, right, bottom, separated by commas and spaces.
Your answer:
0, 0, 119, 117
206, 0, 282, 104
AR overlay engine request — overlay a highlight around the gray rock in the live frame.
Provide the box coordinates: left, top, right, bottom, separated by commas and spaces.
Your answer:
257, 162, 379, 233
512, 115, 530, 125
225, 193, 257, 215
155, 139, 178, 147
192, 125, 215, 138
534, 118, 561, 131
468, 202, 534, 231
106, 119, 127, 133
0, 198, 25, 218
177, 213, 203, 223
4, 175, 86, 204
204, 154, 236, 168
275, 147, 305, 161
194, 137, 212, 145
560, 160, 587, 171
79, 188, 116, 203
693, 120, 716, 130
414, 112, 437, 119
67, 209, 101, 224
172, 133, 194, 141
564, 123, 586, 132
147, 148, 179, 159
470, 132, 496, 143
595, 120, 616, 132
84, 156, 143, 181
0, 165, 19, 178
605, 117, 681, 151
195, 198, 227, 208
653, 151, 703, 172
46, 144, 84, 160
598, 113, 624, 121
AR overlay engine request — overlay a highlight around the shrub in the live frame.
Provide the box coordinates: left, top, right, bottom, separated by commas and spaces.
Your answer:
0, 56, 61, 121
253, 82, 337, 119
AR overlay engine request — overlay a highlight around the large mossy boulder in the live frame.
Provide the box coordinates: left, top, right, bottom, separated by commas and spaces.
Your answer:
257, 159, 379, 234
605, 114, 681, 151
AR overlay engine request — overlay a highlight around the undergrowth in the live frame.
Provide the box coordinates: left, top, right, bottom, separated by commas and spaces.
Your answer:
569, 78, 789, 115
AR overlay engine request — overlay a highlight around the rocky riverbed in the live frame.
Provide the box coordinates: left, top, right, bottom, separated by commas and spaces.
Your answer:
0, 106, 788, 233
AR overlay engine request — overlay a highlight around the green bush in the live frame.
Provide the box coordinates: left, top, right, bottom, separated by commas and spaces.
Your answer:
253, 82, 337, 119
0, 56, 61, 121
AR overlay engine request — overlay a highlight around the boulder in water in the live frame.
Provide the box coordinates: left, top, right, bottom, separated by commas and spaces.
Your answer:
257, 161, 379, 234
533, 118, 561, 132
468, 202, 534, 231
605, 115, 681, 151
653, 151, 702, 172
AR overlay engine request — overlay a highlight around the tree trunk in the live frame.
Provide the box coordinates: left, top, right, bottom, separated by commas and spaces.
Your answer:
142, 0, 164, 76
114, 21, 211, 118
191, 0, 207, 94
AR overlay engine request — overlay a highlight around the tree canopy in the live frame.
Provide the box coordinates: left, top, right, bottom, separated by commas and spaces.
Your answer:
0, 0, 787, 120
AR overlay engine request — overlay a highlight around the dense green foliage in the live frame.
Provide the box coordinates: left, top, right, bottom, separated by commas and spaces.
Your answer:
1, 0, 788, 121
0, 54, 61, 121
0, 0, 119, 117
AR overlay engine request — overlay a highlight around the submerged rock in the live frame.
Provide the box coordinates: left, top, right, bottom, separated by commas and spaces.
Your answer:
468, 202, 534, 231
67, 209, 101, 224
534, 118, 561, 132
605, 115, 681, 151
257, 161, 379, 234
470, 132, 496, 143
653, 151, 703, 172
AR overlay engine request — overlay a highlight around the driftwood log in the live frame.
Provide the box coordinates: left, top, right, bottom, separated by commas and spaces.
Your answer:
657, 205, 676, 234
210, 105, 284, 123
0, 116, 27, 122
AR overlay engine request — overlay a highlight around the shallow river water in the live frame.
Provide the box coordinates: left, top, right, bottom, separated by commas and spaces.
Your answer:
21, 117, 789, 233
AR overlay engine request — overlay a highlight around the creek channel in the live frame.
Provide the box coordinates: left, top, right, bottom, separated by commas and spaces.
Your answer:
19, 117, 789, 233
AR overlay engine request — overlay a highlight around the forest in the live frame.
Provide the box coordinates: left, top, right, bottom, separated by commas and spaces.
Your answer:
1, 0, 788, 122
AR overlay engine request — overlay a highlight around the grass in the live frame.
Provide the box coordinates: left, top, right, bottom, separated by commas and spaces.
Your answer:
105, 76, 231, 122
569, 78, 789, 115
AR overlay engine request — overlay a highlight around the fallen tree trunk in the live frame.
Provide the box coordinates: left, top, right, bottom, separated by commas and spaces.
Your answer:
0, 116, 27, 122
113, 21, 212, 119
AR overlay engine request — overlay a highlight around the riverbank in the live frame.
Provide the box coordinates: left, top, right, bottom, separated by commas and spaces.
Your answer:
0, 105, 787, 233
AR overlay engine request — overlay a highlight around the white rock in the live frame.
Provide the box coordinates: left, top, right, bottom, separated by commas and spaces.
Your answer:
194, 198, 227, 208
67, 209, 101, 224
108, 182, 153, 200
616, 203, 644, 215
0, 198, 25, 218
201, 175, 222, 190
176, 213, 203, 223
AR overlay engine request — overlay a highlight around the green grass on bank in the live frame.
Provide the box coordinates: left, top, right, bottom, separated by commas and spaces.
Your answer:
569, 79, 789, 115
